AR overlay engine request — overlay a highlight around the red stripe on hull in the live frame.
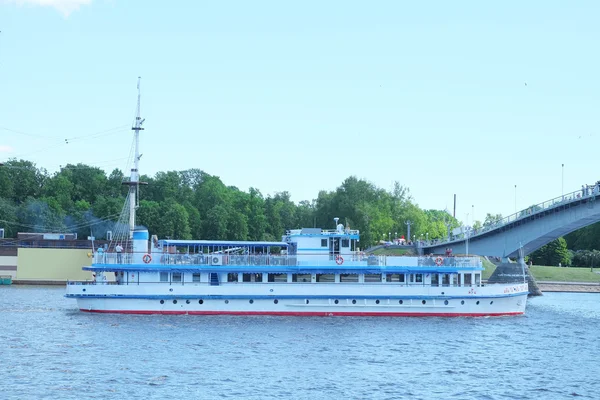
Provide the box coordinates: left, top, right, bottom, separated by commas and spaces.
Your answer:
80, 309, 524, 317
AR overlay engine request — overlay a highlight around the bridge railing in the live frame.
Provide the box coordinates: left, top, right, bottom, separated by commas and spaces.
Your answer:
431, 186, 598, 246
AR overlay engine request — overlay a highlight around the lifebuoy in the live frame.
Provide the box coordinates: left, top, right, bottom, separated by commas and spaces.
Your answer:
335, 255, 344, 265
143, 254, 152, 264
435, 256, 444, 266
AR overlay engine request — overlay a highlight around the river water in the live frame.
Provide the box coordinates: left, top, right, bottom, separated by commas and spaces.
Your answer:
0, 286, 599, 400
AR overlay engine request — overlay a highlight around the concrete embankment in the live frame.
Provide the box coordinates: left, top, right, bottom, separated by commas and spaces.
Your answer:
536, 281, 600, 293
12, 280, 67, 285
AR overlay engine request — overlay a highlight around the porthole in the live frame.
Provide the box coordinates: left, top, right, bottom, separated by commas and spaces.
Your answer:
444, 300, 449, 305
375, 300, 380, 305
225, 300, 229, 304
490, 301, 494, 305
173, 300, 177, 304
399, 300, 403, 305
461, 300, 465, 305
249, 299, 254, 304
160, 300, 164, 304
476, 301, 480, 305
169, 288, 173, 292
274, 299, 278, 304
422, 300, 426, 305
352, 300, 357, 304
334, 299, 339, 304
186, 300, 190, 304
305, 299, 310, 304
199, 299, 204, 305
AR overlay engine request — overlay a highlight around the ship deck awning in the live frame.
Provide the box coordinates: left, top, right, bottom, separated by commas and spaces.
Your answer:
157, 240, 289, 248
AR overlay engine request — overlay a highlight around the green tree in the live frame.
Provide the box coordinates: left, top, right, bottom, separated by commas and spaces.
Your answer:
529, 237, 570, 267
0, 198, 18, 237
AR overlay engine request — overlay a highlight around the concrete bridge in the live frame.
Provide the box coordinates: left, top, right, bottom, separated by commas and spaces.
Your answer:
423, 187, 600, 260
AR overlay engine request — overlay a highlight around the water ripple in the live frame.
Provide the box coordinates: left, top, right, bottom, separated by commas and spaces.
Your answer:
1, 287, 600, 399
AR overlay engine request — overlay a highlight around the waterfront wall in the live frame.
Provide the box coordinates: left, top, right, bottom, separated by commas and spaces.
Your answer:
0, 255, 18, 279
16, 248, 92, 282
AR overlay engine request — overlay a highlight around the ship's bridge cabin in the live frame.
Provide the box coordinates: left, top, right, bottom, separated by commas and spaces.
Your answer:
283, 223, 360, 262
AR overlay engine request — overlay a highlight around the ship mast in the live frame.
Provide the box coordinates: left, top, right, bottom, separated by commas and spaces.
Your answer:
126, 77, 145, 235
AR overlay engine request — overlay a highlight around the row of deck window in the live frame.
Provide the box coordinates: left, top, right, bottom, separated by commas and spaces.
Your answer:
157, 271, 481, 285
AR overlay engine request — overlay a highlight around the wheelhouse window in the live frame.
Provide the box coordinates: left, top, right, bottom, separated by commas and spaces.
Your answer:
464, 273, 472, 286
243, 273, 263, 282
415, 273, 423, 283
341, 239, 349, 248
192, 273, 201, 283
340, 273, 359, 283
452, 274, 458, 286
475, 273, 481, 286
268, 273, 287, 283
172, 272, 182, 282
321, 239, 328, 247
431, 274, 439, 286
442, 274, 450, 286
364, 274, 382, 283
160, 272, 169, 282
386, 273, 405, 283
292, 273, 311, 283
316, 274, 335, 283
227, 273, 239, 282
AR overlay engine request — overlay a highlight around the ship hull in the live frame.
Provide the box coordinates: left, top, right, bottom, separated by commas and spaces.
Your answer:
71, 282, 528, 317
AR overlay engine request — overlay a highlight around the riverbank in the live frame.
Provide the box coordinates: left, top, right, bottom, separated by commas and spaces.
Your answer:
536, 281, 600, 293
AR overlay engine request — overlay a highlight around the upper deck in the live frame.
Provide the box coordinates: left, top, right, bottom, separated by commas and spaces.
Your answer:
89, 251, 482, 273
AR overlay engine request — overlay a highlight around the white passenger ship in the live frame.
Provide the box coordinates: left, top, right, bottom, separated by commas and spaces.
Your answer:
65, 80, 528, 316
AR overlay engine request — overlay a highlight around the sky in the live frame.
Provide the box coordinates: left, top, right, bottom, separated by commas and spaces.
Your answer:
0, 0, 599, 226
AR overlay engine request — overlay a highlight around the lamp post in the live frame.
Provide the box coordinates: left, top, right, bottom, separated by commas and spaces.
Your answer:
514, 184, 517, 214
426, 232, 429, 243
405, 221, 412, 243
395, 231, 397, 240
388, 232, 391, 242
472, 205, 475, 226
562, 163, 564, 200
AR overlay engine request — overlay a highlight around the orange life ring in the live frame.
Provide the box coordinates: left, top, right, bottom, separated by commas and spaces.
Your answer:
335, 255, 344, 265
435, 256, 444, 266
143, 254, 152, 264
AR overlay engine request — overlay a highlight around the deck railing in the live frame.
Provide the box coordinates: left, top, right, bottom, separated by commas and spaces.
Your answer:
90, 251, 481, 268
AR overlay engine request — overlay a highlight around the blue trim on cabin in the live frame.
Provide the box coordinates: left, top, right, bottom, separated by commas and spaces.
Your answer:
289, 234, 359, 240
86, 264, 484, 274
133, 231, 149, 240
65, 292, 528, 300
158, 239, 288, 247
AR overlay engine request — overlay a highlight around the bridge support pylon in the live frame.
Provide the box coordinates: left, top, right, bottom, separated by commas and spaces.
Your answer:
488, 256, 543, 297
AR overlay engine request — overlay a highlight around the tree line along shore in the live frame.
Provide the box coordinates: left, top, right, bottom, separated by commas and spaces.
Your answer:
0, 159, 599, 268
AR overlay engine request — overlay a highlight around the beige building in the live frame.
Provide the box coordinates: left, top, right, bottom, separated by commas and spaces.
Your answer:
16, 248, 94, 283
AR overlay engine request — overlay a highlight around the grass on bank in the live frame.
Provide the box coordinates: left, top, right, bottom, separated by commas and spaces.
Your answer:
370, 248, 411, 256
529, 265, 600, 282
